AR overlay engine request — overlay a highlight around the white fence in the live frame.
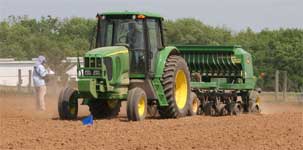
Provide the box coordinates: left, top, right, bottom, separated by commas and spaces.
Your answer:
0, 57, 82, 88
0, 60, 35, 87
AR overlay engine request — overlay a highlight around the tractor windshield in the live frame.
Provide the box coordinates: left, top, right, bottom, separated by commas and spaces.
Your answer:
97, 19, 145, 49
96, 18, 146, 74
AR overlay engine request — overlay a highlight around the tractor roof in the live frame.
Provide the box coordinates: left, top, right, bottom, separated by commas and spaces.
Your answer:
100, 11, 163, 19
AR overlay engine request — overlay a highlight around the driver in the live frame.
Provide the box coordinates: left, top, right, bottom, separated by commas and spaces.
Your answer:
126, 22, 143, 49
126, 22, 144, 70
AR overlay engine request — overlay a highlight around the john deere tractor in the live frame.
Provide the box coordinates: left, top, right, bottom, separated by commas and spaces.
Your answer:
58, 11, 259, 121
58, 12, 190, 121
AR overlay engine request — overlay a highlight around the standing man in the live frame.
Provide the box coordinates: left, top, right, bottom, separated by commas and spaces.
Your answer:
33, 55, 48, 111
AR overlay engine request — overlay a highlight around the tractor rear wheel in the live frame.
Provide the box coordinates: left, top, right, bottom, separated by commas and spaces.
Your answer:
159, 55, 190, 118
188, 92, 200, 116
58, 87, 78, 120
89, 100, 121, 119
127, 87, 147, 121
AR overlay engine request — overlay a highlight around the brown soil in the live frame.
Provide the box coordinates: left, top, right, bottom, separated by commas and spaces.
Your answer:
0, 94, 302, 150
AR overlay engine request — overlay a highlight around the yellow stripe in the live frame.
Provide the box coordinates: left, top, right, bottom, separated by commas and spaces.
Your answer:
106, 50, 128, 56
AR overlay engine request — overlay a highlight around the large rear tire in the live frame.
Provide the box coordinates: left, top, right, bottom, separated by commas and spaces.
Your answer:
89, 100, 121, 119
159, 55, 190, 118
127, 87, 147, 121
58, 87, 78, 120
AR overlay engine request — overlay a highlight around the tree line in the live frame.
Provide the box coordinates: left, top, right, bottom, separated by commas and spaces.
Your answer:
0, 16, 302, 91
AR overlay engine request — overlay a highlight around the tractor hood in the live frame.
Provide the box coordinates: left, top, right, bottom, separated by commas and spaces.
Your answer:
78, 45, 130, 99
85, 46, 128, 57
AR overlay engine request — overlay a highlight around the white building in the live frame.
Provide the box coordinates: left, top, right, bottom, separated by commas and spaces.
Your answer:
0, 59, 35, 87
0, 57, 82, 87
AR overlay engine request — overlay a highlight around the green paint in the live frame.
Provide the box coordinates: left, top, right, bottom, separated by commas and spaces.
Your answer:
191, 82, 218, 89
78, 79, 98, 98
129, 74, 145, 79
77, 46, 129, 100
176, 45, 241, 52
177, 45, 256, 90
154, 46, 179, 78
152, 79, 168, 106
85, 46, 128, 57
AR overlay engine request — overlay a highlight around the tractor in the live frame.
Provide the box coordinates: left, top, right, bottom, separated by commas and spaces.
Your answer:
58, 12, 190, 121
58, 11, 259, 121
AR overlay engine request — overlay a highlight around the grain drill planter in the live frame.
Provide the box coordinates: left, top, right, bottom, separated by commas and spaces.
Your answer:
58, 12, 260, 121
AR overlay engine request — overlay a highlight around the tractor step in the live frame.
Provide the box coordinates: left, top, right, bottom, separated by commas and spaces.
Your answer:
151, 79, 168, 106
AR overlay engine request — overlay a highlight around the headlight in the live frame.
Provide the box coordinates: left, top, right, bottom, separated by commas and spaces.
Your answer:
93, 70, 101, 76
84, 70, 91, 76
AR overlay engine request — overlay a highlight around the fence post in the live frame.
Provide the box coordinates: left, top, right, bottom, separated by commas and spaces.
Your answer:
283, 71, 287, 101
17, 69, 22, 92
275, 70, 279, 101
28, 70, 32, 93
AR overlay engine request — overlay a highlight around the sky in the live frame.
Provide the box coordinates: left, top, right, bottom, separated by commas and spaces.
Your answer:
0, 0, 302, 31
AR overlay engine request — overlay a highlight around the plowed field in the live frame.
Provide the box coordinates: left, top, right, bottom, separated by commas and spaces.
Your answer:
1, 94, 302, 150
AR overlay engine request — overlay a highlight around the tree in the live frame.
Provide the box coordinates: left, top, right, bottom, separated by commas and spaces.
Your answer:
0, 16, 302, 91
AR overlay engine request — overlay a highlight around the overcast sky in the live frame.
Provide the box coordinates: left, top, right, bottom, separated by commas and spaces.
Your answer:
0, 0, 302, 31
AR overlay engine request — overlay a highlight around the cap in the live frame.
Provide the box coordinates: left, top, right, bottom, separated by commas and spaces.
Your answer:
38, 55, 46, 63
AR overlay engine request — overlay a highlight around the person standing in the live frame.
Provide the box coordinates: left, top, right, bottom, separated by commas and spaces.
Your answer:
33, 55, 48, 111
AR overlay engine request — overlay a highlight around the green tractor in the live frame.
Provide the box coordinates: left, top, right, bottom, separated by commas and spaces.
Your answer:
58, 12, 190, 121
58, 11, 259, 121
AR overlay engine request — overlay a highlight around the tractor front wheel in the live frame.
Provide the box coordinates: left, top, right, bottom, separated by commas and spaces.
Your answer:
127, 87, 147, 121
58, 87, 78, 120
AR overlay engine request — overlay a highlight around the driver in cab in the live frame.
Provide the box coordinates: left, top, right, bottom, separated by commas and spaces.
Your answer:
126, 22, 143, 49
126, 22, 144, 70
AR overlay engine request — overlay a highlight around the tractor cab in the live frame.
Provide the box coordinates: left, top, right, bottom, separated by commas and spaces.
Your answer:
95, 12, 165, 77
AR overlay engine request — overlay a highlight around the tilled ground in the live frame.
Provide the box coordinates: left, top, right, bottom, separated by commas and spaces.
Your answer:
0, 94, 302, 150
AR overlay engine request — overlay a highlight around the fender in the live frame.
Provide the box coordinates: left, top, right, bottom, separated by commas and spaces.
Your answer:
154, 46, 180, 78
